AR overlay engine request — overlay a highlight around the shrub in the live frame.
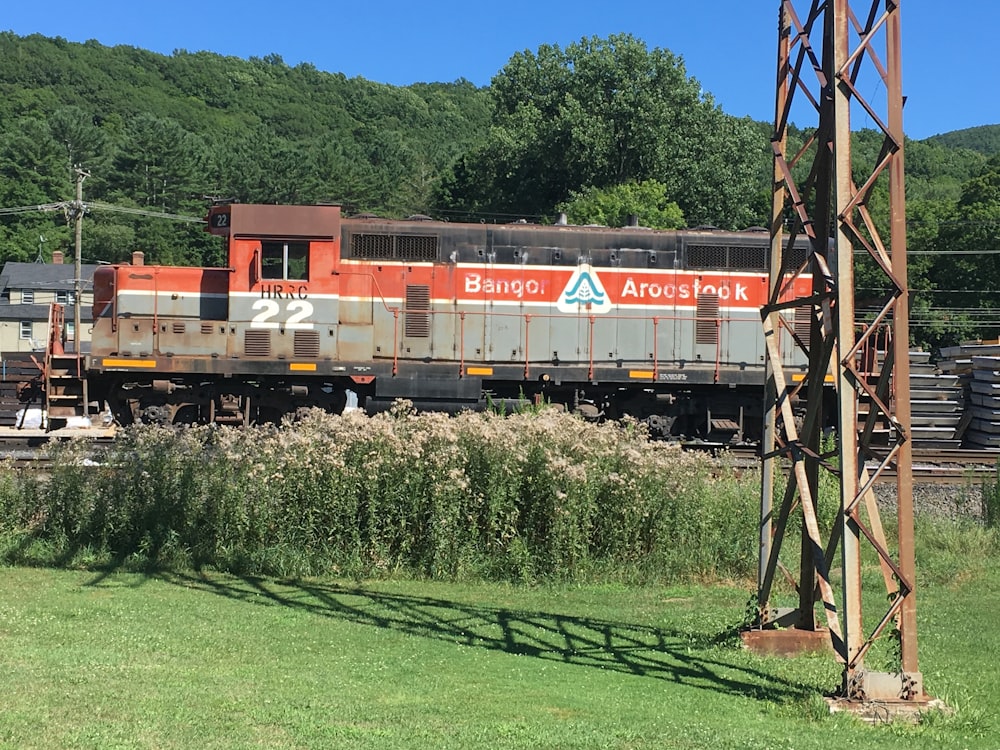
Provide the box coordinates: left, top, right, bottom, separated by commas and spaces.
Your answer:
0, 409, 771, 583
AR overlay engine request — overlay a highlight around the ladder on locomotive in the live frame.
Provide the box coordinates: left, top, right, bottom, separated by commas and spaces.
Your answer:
43, 303, 89, 428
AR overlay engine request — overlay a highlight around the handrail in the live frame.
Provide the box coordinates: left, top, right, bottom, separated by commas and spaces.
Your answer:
380, 303, 767, 380
588, 316, 595, 381
652, 317, 660, 379
333, 270, 774, 384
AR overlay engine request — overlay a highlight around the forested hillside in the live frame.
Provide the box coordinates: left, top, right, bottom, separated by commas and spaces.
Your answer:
1, 32, 998, 348
928, 125, 1000, 156
0, 32, 490, 265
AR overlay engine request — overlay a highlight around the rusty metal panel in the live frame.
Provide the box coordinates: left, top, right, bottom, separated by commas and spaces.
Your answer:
337, 323, 374, 361
158, 322, 227, 357
227, 204, 341, 241
118, 319, 154, 358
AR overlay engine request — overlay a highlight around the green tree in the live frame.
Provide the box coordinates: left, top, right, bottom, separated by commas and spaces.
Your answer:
107, 114, 210, 212
928, 155, 1000, 343
558, 179, 685, 229
929, 124, 1000, 157
435, 34, 764, 228
82, 220, 136, 265
48, 106, 107, 176
0, 115, 73, 263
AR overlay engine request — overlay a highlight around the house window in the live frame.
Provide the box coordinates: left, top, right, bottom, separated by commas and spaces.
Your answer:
262, 241, 309, 281
56, 291, 68, 304
19, 321, 32, 340
22, 289, 34, 304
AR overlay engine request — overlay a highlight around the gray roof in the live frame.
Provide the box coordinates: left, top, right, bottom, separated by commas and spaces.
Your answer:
0, 302, 92, 323
0, 262, 97, 322
0, 261, 98, 293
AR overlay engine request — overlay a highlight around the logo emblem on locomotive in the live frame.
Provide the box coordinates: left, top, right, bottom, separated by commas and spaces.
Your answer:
557, 265, 611, 313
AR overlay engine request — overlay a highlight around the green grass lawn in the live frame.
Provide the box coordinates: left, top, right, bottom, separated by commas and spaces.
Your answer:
0, 565, 996, 750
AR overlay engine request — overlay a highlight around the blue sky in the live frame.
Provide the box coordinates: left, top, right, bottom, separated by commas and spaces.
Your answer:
3, 1, 996, 141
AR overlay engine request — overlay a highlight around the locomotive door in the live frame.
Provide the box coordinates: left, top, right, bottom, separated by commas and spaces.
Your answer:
116, 267, 157, 358
549, 258, 598, 368
471, 247, 503, 365
693, 291, 723, 371
399, 266, 435, 361
460, 247, 491, 366
480, 254, 498, 363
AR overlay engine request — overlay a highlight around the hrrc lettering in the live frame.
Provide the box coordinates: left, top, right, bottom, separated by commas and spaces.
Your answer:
260, 284, 309, 299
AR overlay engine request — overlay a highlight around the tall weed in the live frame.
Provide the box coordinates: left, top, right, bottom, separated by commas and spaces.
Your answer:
982, 459, 1000, 529
0, 408, 972, 586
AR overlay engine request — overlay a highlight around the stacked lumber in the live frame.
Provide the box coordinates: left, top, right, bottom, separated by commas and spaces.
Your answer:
906, 350, 965, 448
966, 358, 1000, 448
856, 349, 966, 447
0, 355, 42, 427
946, 342, 1000, 449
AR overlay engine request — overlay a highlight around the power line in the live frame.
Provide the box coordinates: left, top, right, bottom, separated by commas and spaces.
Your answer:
0, 201, 205, 223
858, 288, 1000, 294
87, 201, 205, 223
0, 202, 67, 216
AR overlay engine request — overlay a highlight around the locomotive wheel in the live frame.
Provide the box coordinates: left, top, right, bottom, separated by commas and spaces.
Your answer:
139, 403, 173, 426
645, 414, 677, 439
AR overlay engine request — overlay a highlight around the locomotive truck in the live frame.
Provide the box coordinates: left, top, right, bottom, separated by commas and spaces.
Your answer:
42, 202, 817, 442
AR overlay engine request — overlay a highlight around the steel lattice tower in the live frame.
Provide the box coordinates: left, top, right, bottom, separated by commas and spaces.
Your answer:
750, 0, 929, 704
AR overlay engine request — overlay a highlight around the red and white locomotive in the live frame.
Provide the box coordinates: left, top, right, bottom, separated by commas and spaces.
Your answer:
75, 203, 814, 441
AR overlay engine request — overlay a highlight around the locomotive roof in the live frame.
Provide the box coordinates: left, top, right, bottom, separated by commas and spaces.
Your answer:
341, 215, 804, 245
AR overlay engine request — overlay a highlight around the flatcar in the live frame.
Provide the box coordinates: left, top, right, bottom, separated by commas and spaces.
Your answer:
55, 203, 817, 442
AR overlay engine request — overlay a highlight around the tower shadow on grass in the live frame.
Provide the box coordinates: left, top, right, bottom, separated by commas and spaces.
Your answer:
118, 570, 821, 703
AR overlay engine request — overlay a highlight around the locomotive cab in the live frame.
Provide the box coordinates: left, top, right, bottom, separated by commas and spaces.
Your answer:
206, 203, 343, 365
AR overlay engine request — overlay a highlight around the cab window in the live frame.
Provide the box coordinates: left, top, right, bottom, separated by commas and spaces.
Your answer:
262, 241, 309, 280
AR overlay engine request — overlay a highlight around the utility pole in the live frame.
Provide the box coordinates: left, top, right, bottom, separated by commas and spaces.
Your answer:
71, 167, 89, 353
746, 0, 931, 713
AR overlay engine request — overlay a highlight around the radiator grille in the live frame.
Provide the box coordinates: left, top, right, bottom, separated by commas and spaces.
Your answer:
244, 330, 271, 357
351, 233, 394, 259
728, 245, 767, 270
695, 294, 720, 345
687, 244, 728, 269
172, 321, 186, 334
784, 243, 811, 271
794, 304, 812, 346
687, 243, 767, 270
350, 233, 439, 261
404, 284, 431, 338
293, 330, 321, 358
201, 323, 214, 335
397, 235, 439, 261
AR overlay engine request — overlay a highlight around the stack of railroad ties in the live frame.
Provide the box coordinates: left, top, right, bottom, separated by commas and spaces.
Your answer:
856, 347, 966, 448
937, 340, 1000, 449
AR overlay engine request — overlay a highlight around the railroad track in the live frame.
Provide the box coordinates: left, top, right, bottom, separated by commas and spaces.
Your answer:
873, 448, 997, 485
0, 427, 115, 468
717, 445, 999, 485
